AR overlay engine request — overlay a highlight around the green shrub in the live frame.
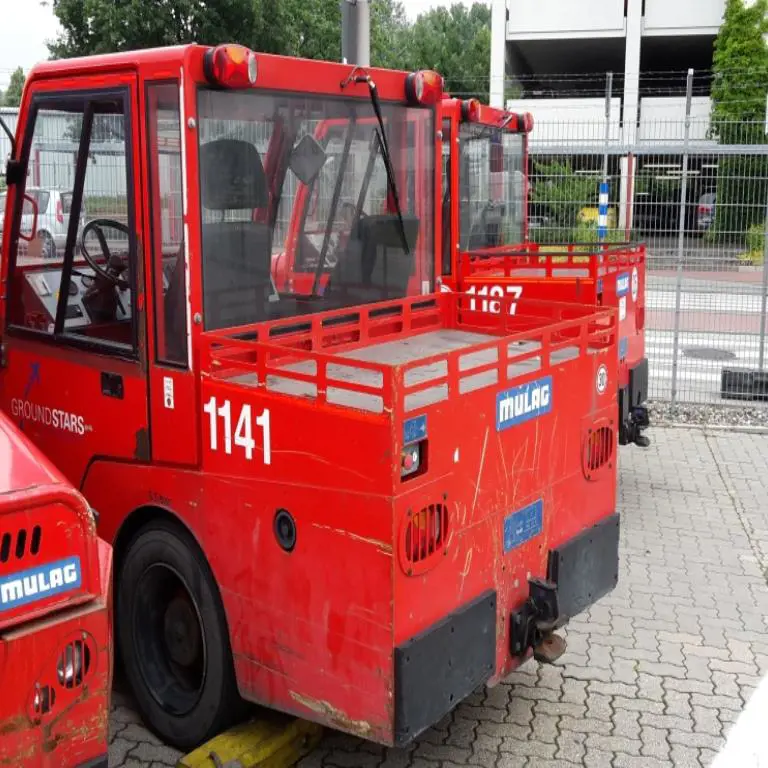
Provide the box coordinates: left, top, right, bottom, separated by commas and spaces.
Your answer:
737, 222, 766, 264
746, 221, 766, 253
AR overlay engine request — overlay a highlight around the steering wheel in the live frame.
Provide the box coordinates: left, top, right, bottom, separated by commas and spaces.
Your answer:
80, 219, 131, 290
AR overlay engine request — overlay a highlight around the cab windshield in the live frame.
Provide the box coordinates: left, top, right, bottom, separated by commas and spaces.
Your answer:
197, 89, 434, 331
458, 123, 524, 252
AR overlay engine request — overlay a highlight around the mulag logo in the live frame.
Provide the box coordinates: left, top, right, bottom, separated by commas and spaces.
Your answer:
496, 376, 553, 431
616, 273, 630, 297
0, 557, 82, 612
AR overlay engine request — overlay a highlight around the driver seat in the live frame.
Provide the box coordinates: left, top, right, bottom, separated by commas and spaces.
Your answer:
199, 138, 272, 331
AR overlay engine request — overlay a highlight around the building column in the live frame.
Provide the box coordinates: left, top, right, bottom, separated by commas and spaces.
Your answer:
620, 0, 643, 229
490, 0, 506, 108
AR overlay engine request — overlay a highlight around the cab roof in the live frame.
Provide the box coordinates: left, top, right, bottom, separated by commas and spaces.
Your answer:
29, 44, 197, 81
27, 44, 412, 85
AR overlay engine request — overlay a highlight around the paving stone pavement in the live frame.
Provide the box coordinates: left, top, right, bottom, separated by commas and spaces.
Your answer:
108, 426, 768, 768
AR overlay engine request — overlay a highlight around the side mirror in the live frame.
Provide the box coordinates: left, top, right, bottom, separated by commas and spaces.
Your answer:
18, 193, 39, 242
289, 134, 328, 186
5, 159, 24, 186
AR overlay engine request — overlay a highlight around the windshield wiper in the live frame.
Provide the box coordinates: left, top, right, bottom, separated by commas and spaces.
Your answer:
354, 73, 412, 260
311, 115, 357, 296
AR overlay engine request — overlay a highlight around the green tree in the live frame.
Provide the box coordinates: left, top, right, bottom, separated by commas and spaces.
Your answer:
49, 0, 257, 57
251, 0, 340, 60
710, 0, 768, 239
250, 0, 409, 67
399, 3, 492, 102
3, 68, 25, 107
50, 0, 410, 67
370, 0, 411, 69
529, 160, 600, 243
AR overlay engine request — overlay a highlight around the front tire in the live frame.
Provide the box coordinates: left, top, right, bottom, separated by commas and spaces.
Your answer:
117, 519, 241, 750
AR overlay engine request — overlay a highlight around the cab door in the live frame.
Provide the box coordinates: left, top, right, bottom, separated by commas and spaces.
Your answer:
142, 80, 198, 466
0, 74, 150, 489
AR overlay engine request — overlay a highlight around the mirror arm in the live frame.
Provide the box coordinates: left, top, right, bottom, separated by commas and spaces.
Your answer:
0, 114, 24, 185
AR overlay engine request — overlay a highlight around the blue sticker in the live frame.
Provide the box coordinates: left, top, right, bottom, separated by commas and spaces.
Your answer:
619, 337, 628, 361
596, 278, 604, 295
616, 273, 630, 297
496, 376, 553, 432
403, 414, 427, 445
0, 557, 82, 613
503, 499, 543, 553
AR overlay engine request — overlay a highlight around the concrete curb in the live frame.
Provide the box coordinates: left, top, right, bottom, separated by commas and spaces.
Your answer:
652, 421, 768, 435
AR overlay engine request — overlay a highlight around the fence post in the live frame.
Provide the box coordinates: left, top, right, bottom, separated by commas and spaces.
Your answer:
759, 197, 768, 370
599, 72, 613, 243
670, 68, 694, 404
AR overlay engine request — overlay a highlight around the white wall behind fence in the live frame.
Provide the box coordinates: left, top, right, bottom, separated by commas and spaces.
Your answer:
506, 0, 626, 39
505, 98, 623, 147
643, 0, 725, 36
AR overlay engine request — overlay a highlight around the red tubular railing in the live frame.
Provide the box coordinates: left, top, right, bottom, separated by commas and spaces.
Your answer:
200, 293, 617, 414
459, 243, 646, 281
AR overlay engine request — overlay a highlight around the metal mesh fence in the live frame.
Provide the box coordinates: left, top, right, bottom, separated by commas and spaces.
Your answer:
2, 69, 767, 405
508, 68, 768, 406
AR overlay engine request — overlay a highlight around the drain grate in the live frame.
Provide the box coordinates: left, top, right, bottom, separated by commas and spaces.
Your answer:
683, 347, 737, 361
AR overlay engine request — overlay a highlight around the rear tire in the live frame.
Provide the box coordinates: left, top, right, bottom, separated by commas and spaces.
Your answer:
117, 519, 241, 750
38, 230, 56, 260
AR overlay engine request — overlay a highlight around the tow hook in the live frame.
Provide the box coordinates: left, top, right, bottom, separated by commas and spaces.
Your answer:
510, 578, 565, 663
534, 632, 567, 664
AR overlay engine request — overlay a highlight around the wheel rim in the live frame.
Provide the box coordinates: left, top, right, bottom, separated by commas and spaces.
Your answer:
132, 563, 207, 716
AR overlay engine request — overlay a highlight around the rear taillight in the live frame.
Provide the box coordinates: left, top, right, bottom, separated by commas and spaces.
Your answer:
401, 416, 427, 479
522, 112, 534, 132
461, 98, 482, 122
401, 443, 422, 478
204, 44, 257, 88
56, 199, 64, 224
405, 70, 443, 106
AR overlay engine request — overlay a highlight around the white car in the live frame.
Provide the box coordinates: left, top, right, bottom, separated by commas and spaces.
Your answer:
0, 187, 85, 259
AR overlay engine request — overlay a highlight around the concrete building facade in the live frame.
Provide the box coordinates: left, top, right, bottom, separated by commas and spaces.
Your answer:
490, 0, 727, 144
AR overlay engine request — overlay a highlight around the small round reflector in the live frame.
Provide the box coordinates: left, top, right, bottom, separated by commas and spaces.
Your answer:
204, 44, 258, 89
405, 70, 443, 106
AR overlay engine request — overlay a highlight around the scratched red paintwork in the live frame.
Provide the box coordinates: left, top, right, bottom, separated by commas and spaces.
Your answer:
0, 45, 617, 747
0, 412, 112, 767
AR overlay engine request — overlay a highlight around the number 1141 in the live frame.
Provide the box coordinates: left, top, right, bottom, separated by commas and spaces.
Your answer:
203, 396, 271, 464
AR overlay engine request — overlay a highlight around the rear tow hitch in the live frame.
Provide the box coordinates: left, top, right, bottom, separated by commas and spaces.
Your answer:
510, 578, 567, 664
533, 632, 567, 664
627, 405, 650, 448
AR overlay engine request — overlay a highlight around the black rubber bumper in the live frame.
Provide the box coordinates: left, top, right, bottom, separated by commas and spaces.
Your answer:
76, 756, 108, 768
393, 515, 620, 745
619, 358, 650, 445
511, 513, 620, 656
394, 591, 496, 746
628, 358, 649, 409
548, 513, 620, 620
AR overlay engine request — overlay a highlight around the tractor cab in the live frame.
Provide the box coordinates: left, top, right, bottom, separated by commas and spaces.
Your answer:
440, 96, 650, 447
1, 46, 620, 752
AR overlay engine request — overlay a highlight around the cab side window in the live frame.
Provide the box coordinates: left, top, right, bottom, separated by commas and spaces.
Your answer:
6, 91, 137, 356
441, 119, 452, 275
147, 82, 187, 366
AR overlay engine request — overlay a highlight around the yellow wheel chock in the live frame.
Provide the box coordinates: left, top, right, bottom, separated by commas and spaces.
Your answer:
177, 714, 323, 768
